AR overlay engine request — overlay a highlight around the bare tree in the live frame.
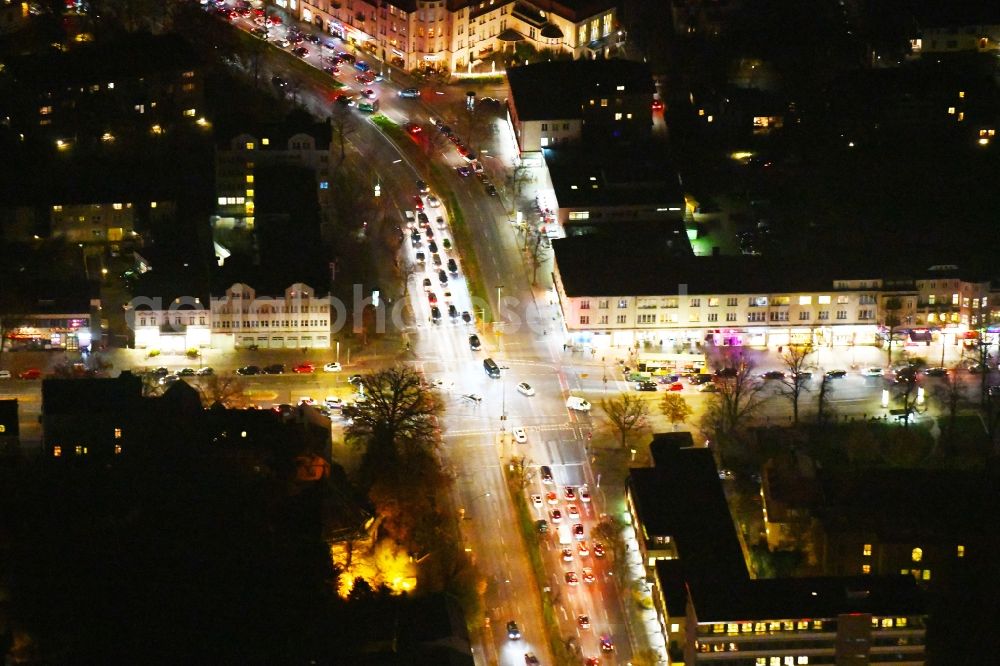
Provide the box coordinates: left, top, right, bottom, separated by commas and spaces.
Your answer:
196, 373, 247, 408
601, 393, 650, 449
591, 515, 627, 578
344, 365, 443, 456
507, 161, 533, 204
508, 455, 535, 490
933, 367, 966, 450
702, 351, 767, 443
892, 373, 920, 427
659, 393, 693, 430
880, 297, 903, 368
330, 103, 356, 165
777, 344, 814, 425
524, 225, 550, 286
816, 372, 835, 424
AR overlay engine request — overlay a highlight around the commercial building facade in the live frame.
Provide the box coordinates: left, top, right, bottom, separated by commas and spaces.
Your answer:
292, 0, 617, 73
552, 243, 1000, 368
130, 282, 332, 351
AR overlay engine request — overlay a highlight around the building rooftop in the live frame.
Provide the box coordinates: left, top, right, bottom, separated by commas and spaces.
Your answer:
908, 0, 1000, 27
3, 33, 200, 89
215, 113, 333, 152
636, 437, 926, 623
816, 467, 1000, 543
544, 143, 684, 211
552, 238, 898, 298
507, 59, 654, 121
42, 371, 144, 417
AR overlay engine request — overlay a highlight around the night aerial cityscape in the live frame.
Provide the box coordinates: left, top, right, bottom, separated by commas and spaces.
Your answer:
1, 0, 1000, 664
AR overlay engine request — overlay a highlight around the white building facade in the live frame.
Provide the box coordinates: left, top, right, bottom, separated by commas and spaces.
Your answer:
211, 282, 332, 350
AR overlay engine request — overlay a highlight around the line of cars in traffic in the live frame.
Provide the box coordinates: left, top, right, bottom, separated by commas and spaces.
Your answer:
525, 475, 615, 663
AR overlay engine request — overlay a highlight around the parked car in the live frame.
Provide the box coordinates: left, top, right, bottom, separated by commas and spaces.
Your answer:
323, 362, 342, 372
237, 365, 260, 376
635, 380, 657, 391
398, 87, 420, 98
263, 363, 285, 375
293, 363, 315, 374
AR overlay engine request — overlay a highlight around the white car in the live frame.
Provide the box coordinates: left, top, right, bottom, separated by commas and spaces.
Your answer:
864, 367, 884, 377
566, 396, 591, 411
567, 504, 580, 521
436, 216, 447, 229
516, 382, 535, 396
0, 370, 10, 380
512, 427, 527, 443
323, 362, 342, 372
324, 396, 343, 409
427, 194, 441, 208
579, 486, 591, 503
530, 494, 543, 508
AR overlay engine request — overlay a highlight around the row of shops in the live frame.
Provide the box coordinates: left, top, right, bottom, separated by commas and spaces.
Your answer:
561, 324, 997, 372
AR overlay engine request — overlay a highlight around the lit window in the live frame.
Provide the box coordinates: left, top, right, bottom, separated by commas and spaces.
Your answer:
114, 444, 122, 455
74, 445, 87, 456
53, 446, 62, 457
183, 108, 196, 117
818, 295, 830, 304
245, 142, 255, 150
614, 113, 622, 120
862, 564, 871, 574
796, 621, 808, 630
947, 106, 956, 114
218, 197, 227, 206
897, 618, 908, 627
798, 658, 809, 664
600, 98, 608, 107
107, 82, 115, 89
320, 181, 329, 190
246, 174, 254, 184
626, 113, 633, 119
911, 547, 923, 562
959, 91, 965, 98
246, 189, 254, 198
53, 205, 63, 212
863, 544, 872, 556
953, 293, 959, 305
616, 85, 624, 91
150, 201, 157, 209
957, 545, 965, 557
922, 569, 931, 580
113, 203, 123, 210
262, 138, 270, 146
799, 295, 812, 305
670, 623, 679, 632
882, 618, 893, 627
114, 428, 122, 439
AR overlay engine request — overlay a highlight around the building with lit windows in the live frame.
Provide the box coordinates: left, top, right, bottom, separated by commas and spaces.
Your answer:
906, 2, 1000, 55
552, 240, 885, 367
293, 0, 617, 72
506, 58, 654, 154
628, 436, 928, 666
761, 455, 999, 592
552, 241, 1000, 365
0, 33, 203, 140
214, 120, 334, 226
211, 282, 332, 350
40, 372, 333, 465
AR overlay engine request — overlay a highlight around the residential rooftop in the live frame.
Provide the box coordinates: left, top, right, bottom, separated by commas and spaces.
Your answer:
507, 59, 654, 121
544, 143, 684, 211
632, 438, 926, 623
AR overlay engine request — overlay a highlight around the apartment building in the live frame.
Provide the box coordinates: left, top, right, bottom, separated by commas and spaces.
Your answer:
506, 58, 654, 153
907, 2, 1000, 55
0, 33, 203, 140
628, 436, 928, 666
293, 0, 617, 72
214, 120, 334, 225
